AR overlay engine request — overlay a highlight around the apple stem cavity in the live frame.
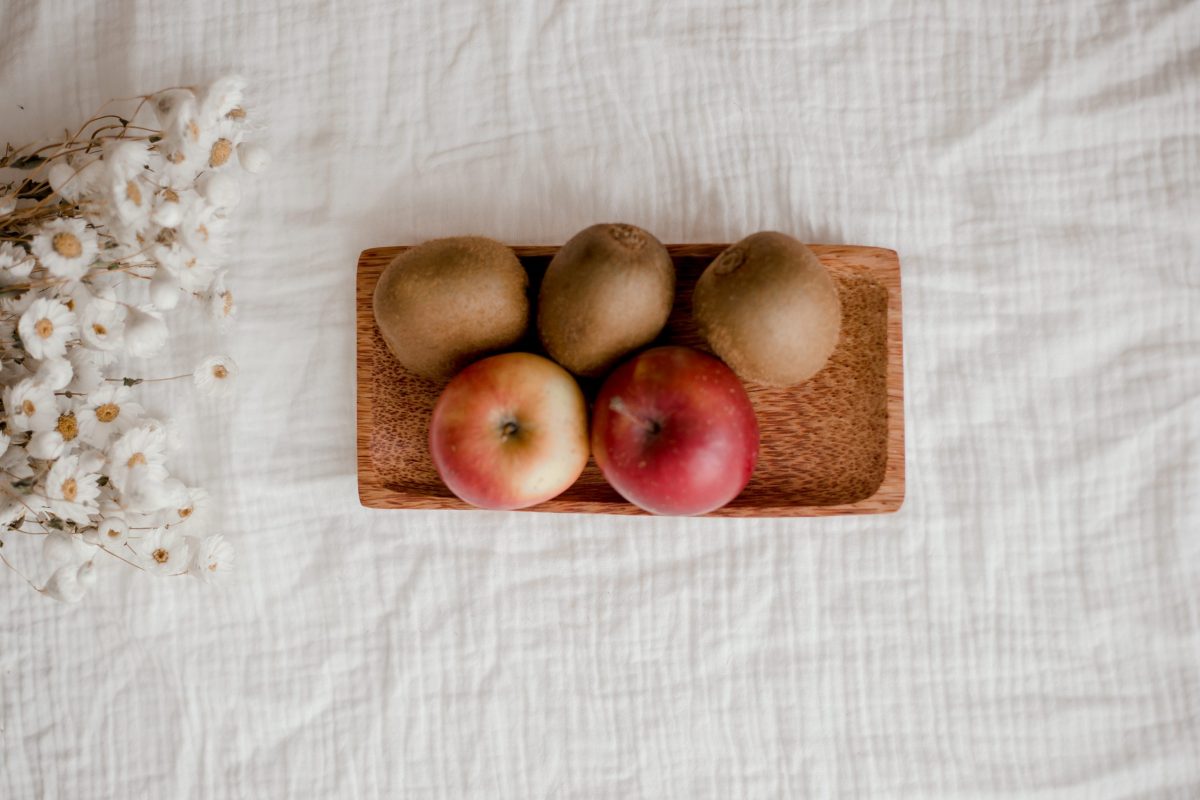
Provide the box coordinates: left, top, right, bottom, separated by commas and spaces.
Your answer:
608, 396, 661, 436
500, 420, 519, 440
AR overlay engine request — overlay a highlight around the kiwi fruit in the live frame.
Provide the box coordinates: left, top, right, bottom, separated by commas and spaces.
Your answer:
537, 223, 675, 377
372, 236, 529, 381
693, 231, 841, 387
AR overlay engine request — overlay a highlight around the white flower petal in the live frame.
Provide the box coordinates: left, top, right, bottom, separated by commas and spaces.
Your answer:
28, 430, 65, 460
75, 560, 97, 588
189, 533, 234, 584
34, 357, 73, 391
96, 516, 128, 546
17, 298, 77, 361
42, 564, 86, 603
193, 355, 238, 398
123, 306, 167, 357
236, 142, 270, 174
29, 218, 98, 280
43, 531, 83, 567
149, 267, 182, 310
138, 526, 188, 575
198, 172, 240, 209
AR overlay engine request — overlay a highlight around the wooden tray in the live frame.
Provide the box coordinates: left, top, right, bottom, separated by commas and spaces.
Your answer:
357, 243, 904, 517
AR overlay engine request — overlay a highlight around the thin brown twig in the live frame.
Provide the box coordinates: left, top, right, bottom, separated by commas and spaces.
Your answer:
0, 547, 40, 590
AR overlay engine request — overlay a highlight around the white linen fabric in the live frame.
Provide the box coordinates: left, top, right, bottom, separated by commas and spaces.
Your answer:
2, 1, 1198, 797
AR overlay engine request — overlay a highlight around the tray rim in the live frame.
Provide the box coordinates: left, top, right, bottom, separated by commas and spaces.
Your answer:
356, 242, 905, 517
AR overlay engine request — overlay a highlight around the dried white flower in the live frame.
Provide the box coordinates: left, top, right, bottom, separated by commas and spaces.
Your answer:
139, 526, 188, 575
198, 172, 240, 209
189, 533, 234, 584
200, 75, 247, 122
101, 139, 150, 182
18, 298, 77, 360
193, 355, 238, 397
207, 275, 237, 328
174, 486, 210, 525
95, 516, 128, 547
5, 378, 58, 432
42, 454, 102, 525
123, 305, 168, 357
78, 295, 126, 352
236, 142, 270, 174
42, 564, 86, 603
149, 267, 182, 310
107, 175, 151, 229
33, 357, 73, 391
0, 242, 33, 281
42, 531, 84, 567
0, 441, 35, 479
78, 384, 144, 447
150, 189, 185, 227
30, 218, 98, 280
28, 430, 66, 460
75, 560, 97, 588
66, 348, 104, 394
47, 160, 101, 203
77, 447, 105, 475
106, 423, 168, 494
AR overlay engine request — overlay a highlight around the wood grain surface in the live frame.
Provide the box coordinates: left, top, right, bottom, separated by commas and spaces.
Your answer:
357, 243, 905, 517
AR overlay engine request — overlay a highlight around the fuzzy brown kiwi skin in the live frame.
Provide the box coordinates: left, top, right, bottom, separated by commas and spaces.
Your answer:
372, 236, 529, 382
693, 232, 841, 387
537, 223, 675, 378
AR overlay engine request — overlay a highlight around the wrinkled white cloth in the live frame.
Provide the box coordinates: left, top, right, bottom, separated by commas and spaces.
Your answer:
2, 1, 1198, 797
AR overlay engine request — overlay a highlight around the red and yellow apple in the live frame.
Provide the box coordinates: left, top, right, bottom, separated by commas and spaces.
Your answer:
429, 352, 589, 510
592, 346, 759, 515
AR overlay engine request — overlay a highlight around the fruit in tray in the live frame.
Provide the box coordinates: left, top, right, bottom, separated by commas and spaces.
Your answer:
591, 346, 759, 516
537, 223, 674, 378
693, 231, 841, 387
375, 223, 843, 514
428, 352, 589, 511
372, 236, 529, 381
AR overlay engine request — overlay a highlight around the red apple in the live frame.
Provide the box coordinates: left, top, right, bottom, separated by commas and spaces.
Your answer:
592, 346, 759, 515
430, 352, 589, 510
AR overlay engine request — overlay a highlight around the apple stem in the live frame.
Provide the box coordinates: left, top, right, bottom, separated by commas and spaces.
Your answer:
608, 396, 660, 435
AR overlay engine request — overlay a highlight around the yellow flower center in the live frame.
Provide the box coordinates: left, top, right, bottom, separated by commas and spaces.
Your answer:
92, 323, 107, 337
127, 452, 147, 467
167, 151, 186, 164
178, 506, 193, 519
95, 403, 120, 423
57, 413, 78, 441
222, 292, 234, 316
52, 232, 82, 258
125, 180, 142, 206
212, 365, 228, 379
209, 138, 233, 167
196, 224, 209, 242
21, 399, 35, 416
162, 188, 179, 203
152, 547, 170, 564
226, 106, 246, 121
106, 526, 122, 539
61, 477, 78, 502
207, 562, 218, 572
34, 318, 54, 339
187, 120, 200, 142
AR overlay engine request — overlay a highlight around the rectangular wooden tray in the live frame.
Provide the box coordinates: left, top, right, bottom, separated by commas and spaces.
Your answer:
357, 243, 904, 517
